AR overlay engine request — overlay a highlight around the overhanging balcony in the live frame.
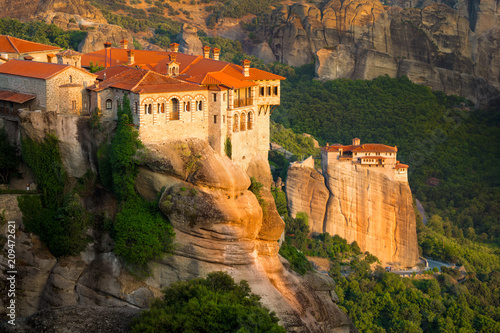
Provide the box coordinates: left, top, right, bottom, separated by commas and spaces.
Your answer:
233, 98, 253, 108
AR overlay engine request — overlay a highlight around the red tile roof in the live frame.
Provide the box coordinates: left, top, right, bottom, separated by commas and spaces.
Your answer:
82, 48, 285, 90
394, 163, 409, 169
89, 67, 205, 94
0, 89, 35, 103
0, 59, 95, 80
322, 143, 397, 153
0, 35, 61, 54
57, 49, 82, 57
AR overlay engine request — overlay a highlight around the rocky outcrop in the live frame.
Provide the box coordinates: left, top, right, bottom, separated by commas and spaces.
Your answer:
17, 111, 96, 178
78, 24, 135, 54
0, 135, 357, 332
256, 1, 500, 103
0, 305, 141, 333
0, 0, 106, 25
286, 162, 419, 267
286, 166, 330, 234
178, 24, 203, 56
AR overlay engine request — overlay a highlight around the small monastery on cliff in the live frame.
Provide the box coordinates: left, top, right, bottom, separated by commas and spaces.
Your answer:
321, 138, 409, 182
0, 37, 284, 168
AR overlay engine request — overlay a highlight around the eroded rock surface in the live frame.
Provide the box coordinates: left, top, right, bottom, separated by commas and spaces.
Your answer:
256, 0, 500, 103
286, 162, 419, 267
1, 138, 357, 332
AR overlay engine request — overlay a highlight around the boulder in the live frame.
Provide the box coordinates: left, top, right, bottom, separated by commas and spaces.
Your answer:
178, 24, 203, 56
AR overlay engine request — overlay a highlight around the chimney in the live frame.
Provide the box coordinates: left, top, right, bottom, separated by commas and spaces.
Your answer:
203, 46, 211, 59
213, 47, 220, 61
94, 80, 99, 88
242, 59, 250, 77
120, 39, 128, 49
170, 43, 179, 53
104, 42, 111, 68
352, 138, 360, 146
127, 49, 135, 65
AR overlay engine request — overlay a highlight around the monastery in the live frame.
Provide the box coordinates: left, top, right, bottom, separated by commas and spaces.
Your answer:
0, 37, 284, 169
321, 138, 409, 182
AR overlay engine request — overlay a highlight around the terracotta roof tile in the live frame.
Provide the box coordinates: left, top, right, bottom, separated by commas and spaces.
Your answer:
0, 59, 96, 80
57, 49, 82, 57
90, 67, 205, 94
322, 143, 397, 153
394, 163, 409, 169
0, 35, 61, 54
95, 65, 131, 80
0, 89, 35, 103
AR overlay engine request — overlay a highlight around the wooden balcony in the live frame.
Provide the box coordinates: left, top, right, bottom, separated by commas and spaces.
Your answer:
233, 98, 253, 108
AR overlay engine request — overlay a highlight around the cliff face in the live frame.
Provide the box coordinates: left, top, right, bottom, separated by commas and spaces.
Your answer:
0, 114, 357, 332
255, 0, 500, 103
286, 162, 419, 267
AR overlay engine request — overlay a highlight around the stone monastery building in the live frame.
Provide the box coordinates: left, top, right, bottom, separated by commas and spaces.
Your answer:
0, 37, 285, 169
321, 138, 409, 182
0, 35, 62, 63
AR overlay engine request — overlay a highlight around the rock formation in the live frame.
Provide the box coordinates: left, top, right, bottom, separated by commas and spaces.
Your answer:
0, 0, 106, 25
255, 0, 500, 103
178, 24, 203, 56
286, 161, 419, 268
0, 113, 357, 332
78, 24, 135, 54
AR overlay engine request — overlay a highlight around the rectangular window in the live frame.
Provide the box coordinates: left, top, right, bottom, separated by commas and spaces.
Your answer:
223, 93, 226, 101
267, 86, 271, 95
260, 87, 265, 96
274, 86, 278, 95
213, 93, 217, 102
214, 115, 217, 124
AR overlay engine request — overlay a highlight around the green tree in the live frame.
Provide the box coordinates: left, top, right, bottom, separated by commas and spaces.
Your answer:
130, 271, 286, 332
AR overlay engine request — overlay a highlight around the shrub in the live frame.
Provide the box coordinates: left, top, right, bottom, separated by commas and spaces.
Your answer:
114, 198, 175, 274
130, 271, 286, 332
279, 242, 313, 275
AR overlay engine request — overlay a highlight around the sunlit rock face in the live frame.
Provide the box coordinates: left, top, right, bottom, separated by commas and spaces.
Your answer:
256, 0, 499, 103
286, 162, 419, 268
3, 133, 357, 332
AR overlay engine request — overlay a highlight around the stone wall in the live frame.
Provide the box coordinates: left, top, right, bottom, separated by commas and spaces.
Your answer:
0, 74, 47, 109
46, 67, 96, 114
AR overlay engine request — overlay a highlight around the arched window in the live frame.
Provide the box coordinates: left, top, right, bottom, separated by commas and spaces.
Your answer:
158, 103, 165, 113
184, 101, 191, 112
134, 101, 138, 114
197, 100, 203, 111
233, 113, 239, 132
69, 75, 73, 83
106, 99, 112, 109
247, 112, 253, 130
170, 98, 179, 120
144, 104, 152, 114
240, 113, 246, 131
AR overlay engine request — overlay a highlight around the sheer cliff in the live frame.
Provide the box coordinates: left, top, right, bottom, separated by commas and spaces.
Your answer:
254, 0, 499, 103
286, 162, 419, 268
0, 114, 357, 333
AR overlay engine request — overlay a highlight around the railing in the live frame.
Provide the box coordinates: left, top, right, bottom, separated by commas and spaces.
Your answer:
233, 98, 253, 108
0, 107, 19, 119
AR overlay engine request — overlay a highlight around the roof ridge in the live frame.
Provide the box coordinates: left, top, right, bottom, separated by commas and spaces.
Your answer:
6, 36, 20, 54
130, 70, 151, 91
179, 55, 203, 74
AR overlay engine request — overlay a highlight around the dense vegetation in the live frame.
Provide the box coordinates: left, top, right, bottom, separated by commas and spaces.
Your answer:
0, 18, 86, 50
274, 65, 500, 246
17, 135, 92, 256
96, 95, 174, 274
271, 68, 500, 331
0, 128, 21, 184
336, 257, 500, 332
130, 271, 285, 332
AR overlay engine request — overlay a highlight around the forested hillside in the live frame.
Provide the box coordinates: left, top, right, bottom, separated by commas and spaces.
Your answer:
273, 64, 500, 246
